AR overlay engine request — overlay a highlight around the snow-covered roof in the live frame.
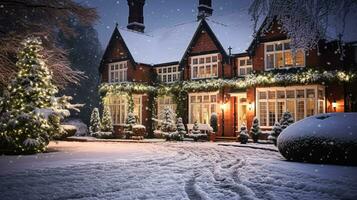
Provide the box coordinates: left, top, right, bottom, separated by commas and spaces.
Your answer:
117, 11, 256, 65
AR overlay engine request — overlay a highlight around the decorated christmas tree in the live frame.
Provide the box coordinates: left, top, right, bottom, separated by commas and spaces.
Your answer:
250, 117, 261, 143
89, 108, 101, 134
210, 113, 218, 133
0, 38, 59, 153
280, 112, 294, 130
268, 122, 282, 146
239, 123, 249, 144
101, 106, 113, 132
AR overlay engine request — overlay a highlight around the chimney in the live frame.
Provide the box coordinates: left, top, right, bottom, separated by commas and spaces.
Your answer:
127, 0, 145, 32
197, 0, 213, 20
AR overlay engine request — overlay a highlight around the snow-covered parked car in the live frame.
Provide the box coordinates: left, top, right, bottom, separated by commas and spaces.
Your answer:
277, 113, 357, 165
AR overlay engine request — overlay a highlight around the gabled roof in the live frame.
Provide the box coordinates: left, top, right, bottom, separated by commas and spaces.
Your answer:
103, 11, 257, 66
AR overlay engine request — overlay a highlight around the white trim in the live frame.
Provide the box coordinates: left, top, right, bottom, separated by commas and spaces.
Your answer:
190, 53, 219, 80
156, 65, 180, 83
108, 61, 128, 83
188, 91, 219, 124
264, 39, 306, 70
256, 85, 325, 128
237, 56, 253, 76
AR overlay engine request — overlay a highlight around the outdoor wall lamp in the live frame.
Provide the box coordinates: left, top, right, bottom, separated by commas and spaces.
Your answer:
248, 102, 254, 111
220, 103, 227, 111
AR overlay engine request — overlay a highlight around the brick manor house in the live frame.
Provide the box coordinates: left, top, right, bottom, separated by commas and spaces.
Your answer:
99, 0, 357, 138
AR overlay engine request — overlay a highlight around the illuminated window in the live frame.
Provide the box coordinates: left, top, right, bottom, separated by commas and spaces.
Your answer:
156, 65, 180, 83
265, 40, 305, 70
257, 85, 325, 127
237, 57, 253, 76
191, 54, 219, 79
189, 92, 218, 124
106, 95, 142, 125
109, 61, 128, 83
157, 96, 177, 120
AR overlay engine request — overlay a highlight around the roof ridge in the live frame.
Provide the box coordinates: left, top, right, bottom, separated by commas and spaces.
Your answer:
118, 27, 154, 37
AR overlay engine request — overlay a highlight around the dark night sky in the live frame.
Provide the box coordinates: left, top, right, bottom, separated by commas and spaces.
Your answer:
82, 0, 252, 49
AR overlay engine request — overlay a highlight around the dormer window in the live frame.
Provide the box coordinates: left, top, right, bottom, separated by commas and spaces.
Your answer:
156, 65, 180, 83
237, 57, 253, 76
265, 40, 305, 70
109, 61, 128, 83
191, 54, 219, 80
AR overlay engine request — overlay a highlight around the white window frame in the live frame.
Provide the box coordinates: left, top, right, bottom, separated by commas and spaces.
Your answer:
264, 39, 305, 70
256, 85, 325, 128
106, 95, 142, 125
157, 96, 177, 120
108, 61, 128, 83
156, 65, 180, 83
237, 56, 253, 76
190, 53, 219, 80
188, 91, 219, 124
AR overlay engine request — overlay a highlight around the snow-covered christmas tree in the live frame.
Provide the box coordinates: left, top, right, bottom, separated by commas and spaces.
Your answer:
174, 117, 186, 141
159, 107, 177, 140
268, 122, 282, 146
280, 112, 294, 130
250, 117, 261, 143
0, 38, 63, 153
124, 112, 137, 138
239, 123, 249, 144
101, 106, 113, 132
89, 108, 101, 134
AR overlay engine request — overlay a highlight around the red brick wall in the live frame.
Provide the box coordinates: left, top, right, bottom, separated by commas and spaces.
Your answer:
191, 30, 218, 53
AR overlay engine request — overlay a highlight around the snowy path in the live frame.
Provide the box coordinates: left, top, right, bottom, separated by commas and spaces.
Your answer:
0, 142, 356, 200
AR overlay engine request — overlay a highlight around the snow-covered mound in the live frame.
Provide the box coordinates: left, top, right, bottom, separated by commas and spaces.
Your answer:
62, 119, 88, 136
277, 113, 357, 165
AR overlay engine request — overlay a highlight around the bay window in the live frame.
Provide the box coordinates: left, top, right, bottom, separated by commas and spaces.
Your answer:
191, 54, 219, 79
257, 85, 325, 127
109, 61, 128, 83
265, 40, 305, 70
106, 95, 142, 125
189, 92, 218, 124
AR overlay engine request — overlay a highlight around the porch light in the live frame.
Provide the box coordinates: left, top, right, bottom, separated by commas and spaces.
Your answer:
332, 100, 337, 112
220, 103, 227, 111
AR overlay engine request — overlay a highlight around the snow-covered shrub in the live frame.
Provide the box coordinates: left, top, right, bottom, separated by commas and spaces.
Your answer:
277, 113, 357, 165
238, 123, 249, 144
210, 113, 218, 133
101, 106, 113, 132
159, 107, 177, 140
268, 122, 282, 146
132, 124, 146, 140
124, 112, 137, 139
89, 108, 101, 135
63, 119, 88, 136
174, 117, 186, 141
280, 112, 294, 130
59, 125, 77, 139
250, 117, 261, 143
0, 38, 80, 154
191, 121, 201, 135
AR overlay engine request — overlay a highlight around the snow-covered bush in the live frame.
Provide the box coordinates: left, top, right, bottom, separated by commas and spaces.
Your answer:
174, 117, 186, 141
250, 117, 261, 143
0, 38, 80, 154
132, 124, 146, 140
268, 122, 282, 146
280, 112, 294, 130
159, 107, 178, 140
124, 112, 137, 139
210, 113, 218, 133
191, 121, 201, 135
101, 106, 113, 132
60, 125, 77, 139
277, 113, 357, 165
238, 123, 249, 144
89, 108, 101, 135
63, 119, 88, 136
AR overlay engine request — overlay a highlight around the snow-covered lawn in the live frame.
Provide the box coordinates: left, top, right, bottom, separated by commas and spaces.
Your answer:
0, 142, 356, 200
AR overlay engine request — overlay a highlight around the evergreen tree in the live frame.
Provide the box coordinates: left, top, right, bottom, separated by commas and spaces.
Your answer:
160, 107, 176, 134
280, 112, 294, 130
175, 117, 186, 141
101, 106, 113, 132
239, 123, 249, 144
0, 38, 58, 153
124, 112, 137, 138
210, 113, 218, 133
192, 121, 201, 134
268, 122, 282, 146
89, 108, 101, 134
250, 117, 261, 143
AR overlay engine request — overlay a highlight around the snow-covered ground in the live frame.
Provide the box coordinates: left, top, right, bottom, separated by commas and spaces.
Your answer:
0, 142, 356, 200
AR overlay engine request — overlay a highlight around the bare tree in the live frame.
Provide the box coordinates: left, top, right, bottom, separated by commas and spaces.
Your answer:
249, 0, 357, 52
0, 0, 98, 88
